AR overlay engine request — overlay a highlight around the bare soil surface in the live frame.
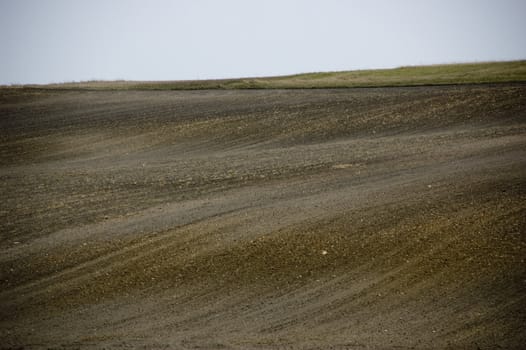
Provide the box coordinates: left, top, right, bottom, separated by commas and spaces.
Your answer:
1, 84, 525, 349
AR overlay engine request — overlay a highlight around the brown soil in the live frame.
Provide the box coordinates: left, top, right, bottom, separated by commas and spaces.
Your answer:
0, 84, 525, 349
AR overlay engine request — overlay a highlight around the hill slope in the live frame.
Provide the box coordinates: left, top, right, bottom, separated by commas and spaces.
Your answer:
0, 83, 525, 349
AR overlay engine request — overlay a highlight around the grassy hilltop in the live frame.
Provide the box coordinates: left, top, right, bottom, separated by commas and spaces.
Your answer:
8, 60, 526, 90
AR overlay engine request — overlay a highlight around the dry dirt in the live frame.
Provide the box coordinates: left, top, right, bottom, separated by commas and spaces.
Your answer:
0, 84, 525, 349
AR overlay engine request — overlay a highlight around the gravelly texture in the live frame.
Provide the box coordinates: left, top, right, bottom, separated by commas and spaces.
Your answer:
0, 84, 525, 349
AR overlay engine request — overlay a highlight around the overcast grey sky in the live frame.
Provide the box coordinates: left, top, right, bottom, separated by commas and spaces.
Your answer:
1, 0, 525, 84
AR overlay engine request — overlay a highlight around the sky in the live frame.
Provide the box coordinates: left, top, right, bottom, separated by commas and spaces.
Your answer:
1, 0, 525, 84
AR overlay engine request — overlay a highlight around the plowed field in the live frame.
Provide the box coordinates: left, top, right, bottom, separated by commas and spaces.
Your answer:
1, 84, 525, 349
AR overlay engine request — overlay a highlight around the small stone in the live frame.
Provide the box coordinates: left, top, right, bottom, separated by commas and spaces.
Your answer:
321, 250, 328, 255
